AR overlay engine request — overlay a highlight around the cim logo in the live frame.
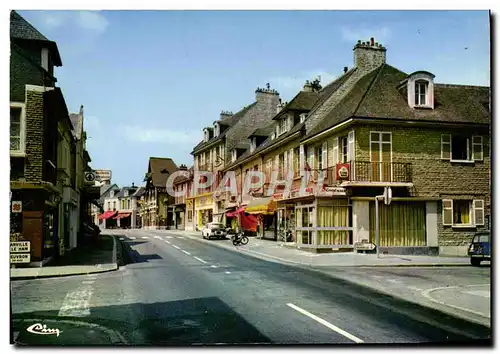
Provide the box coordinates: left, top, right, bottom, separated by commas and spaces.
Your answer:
26, 323, 62, 337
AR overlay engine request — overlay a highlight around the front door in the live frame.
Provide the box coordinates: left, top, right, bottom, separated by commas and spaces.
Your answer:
370, 132, 392, 182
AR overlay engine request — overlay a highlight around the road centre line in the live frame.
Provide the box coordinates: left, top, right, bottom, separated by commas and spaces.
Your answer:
141, 236, 149, 239
165, 240, 171, 244
194, 256, 207, 264
211, 265, 217, 268
286, 303, 364, 343
182, 250, 191, 255
172, 245, 180, 250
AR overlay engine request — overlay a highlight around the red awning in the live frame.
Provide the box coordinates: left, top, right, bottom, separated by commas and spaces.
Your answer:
98, 211, 116, 220
226, 207, 245, 217
114, 213, 131, 220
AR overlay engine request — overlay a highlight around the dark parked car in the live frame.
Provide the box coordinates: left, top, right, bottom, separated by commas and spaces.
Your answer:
468, 231, 490, 266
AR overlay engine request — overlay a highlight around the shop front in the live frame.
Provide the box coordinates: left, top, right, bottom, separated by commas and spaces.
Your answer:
194, 193, 215, 230
185, 198, 195, 231
245, 197, 277, 239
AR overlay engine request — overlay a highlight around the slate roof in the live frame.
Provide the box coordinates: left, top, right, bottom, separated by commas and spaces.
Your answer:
115, 186, 139, 199
98, 183, 119, 204
303, 64, 491, 140
132, 187, 146, 197
250, 123, 275, 138
147, 157, 178, 188
191, 103, 256, 154
10, 10, 62, 66
272, 91, 320, 120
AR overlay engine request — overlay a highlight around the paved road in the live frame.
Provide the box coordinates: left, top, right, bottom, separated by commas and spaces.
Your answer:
10, 229, 491, 345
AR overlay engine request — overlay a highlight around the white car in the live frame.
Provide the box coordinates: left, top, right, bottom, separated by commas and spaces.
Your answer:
202, 222, 227, 240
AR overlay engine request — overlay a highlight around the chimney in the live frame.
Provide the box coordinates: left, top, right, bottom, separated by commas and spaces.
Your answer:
255, 83, 279, 103
276, 100, 287, 113
344, 66, 348, 73
220, 111, 233, 120
132, 182, 135, 187
302, 80, 313, 92
353, 37, 386, 71
179, 164, 188, 171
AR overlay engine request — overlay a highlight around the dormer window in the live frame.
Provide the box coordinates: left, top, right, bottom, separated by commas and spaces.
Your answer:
124, 190, 129, 197
214, 122, 220, 137
300, 113, 307, 123
278, 118, 287, 136
232, 149, 237, 162
250, 137, 256, 153
203, 129, 209, 142
110, 190, 114, 198
415, 81, 428, 106
407, 71, 435, 109
41, 48, 49, 71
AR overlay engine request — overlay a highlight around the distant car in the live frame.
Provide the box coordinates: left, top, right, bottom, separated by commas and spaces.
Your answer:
202, 222, 227, 240
468, 231, 490, 266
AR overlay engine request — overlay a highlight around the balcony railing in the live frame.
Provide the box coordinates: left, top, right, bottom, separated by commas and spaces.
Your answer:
317, 160, 412, 184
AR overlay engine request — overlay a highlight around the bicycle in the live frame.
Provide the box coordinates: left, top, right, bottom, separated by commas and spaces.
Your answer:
278, 229, 293, 242
231, 230, 249, 246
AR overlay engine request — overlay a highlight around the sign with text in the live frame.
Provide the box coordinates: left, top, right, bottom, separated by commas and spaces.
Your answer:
354, 241, 376, 251
336, 163, 350, 180
11, 241, 30, 253
11, 253, 31, 263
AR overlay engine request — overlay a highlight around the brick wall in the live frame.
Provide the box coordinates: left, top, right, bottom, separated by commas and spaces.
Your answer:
24, 90, 45, 182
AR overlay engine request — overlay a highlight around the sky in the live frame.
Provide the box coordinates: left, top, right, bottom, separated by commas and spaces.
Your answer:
17, 10, 491, 188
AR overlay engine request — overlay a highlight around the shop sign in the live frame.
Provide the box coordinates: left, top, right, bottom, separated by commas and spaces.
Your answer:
10, 241, 30, 253
273, 193, 284, 200
322, 186, 348, 196
11, 201, 22, 213
11, 253, 31, 263
336, 163, 350, 180
84, 171, 96, 185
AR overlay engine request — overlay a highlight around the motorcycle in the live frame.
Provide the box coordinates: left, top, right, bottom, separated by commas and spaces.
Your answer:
278, 229, 293, 242
231, 230, 249, 246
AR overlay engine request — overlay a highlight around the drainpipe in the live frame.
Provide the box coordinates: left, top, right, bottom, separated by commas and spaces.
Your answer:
374, 194, 384, 258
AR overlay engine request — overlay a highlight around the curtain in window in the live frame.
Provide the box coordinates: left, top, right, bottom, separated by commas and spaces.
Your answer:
317, 200, 349, 245
369, 202, 426, 246
454, 201, 470, 224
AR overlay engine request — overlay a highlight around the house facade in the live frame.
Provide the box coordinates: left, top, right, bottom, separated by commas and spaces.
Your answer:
141, 157, 178, 229
114, 184, 139, 228
97, 183, 120, 229
190, 86, 281, 230
205, 37, 490, 256
172, 165, 194, 230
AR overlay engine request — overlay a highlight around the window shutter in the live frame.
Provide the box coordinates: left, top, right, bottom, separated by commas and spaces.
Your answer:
308, 146, 315, 170
473, 200, 485, 226
322, 141, 328, 170
441, 134, 451, 160
333, 137, 339, 165
348, 130, 355, 162
289, 148, 294, 177
472, 136, 483, 161
442, 199, 453, 226
284, 150, 288, 177
299, 144, 305, 176
275, 155, 279, 175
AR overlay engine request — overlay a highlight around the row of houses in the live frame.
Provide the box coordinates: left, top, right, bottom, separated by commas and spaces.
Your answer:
171, 36, 491, 256
92, 157, 180, 230
9, 11, 102, 265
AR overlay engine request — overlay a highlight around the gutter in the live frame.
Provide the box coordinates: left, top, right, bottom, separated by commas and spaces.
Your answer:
301, 118, 354, 144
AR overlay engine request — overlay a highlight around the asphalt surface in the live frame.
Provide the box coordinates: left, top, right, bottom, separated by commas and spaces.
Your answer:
10, 229, 492, 346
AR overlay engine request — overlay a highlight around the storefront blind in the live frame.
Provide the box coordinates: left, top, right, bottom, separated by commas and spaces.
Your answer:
369, 202, 426, 247
317, 200, 350, 245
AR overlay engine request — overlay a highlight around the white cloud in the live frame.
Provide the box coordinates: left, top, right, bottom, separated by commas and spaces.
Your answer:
84, 115, 101, 131
76, 11, 109, 34
34, 10, 109, 34
123, 126, 201, 145
341, 26, 391, 44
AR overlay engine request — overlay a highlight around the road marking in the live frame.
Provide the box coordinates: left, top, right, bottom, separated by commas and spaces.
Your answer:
129, 236, 136, 240
211, 265, 217, 268
177, 236, 184, 239
165, 240, 171, 244
464, 290, 490, 298
154, 236, 162, 239
182, 250, 191, 255
141, 236, 149, 239
194, 256, 207, 264
119, 237, 125, 241
387, 279, 400, 284
225, 271, 231, 274
172, 245, 180, 250
58, 288, 93, 317
407, 286, 423, 292
165, 236, 173, 239
421, 284, 491, 319
286, 303, 364, 343
82, 280, 94, 285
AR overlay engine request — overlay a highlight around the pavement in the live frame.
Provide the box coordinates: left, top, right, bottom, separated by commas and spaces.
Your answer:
10, 228, 491, 345
10, 235, 118, 279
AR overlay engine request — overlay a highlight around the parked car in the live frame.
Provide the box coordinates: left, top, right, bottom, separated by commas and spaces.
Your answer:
202, 222, 227, 240
468, 231, 490, 266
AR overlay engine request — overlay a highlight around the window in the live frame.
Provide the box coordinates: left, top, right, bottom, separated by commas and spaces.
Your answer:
441, 134, 483, 162
10, 104, 25, 155
113, 201, 116, 211
415, 81, 427, 106
232, 150, 237, 162
278, 118, 287, 135
340, 136, 348, 163
278, 154, 284, 178
124, 190, 129, 197
315, 146, 322, 170
294, 147, 300, 176
128, 199, 131, 209
110, 191, 114, 198
300, 113, 307, 123
187, 211, 193, 222
370, 132, 392, 182
107, 201, 110, 211
41, 48, 49, 71
442, 199, 484, 226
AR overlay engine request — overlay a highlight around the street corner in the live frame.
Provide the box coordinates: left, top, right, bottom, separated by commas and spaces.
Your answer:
12, 317, 128, 346
421, 284, 491, 321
